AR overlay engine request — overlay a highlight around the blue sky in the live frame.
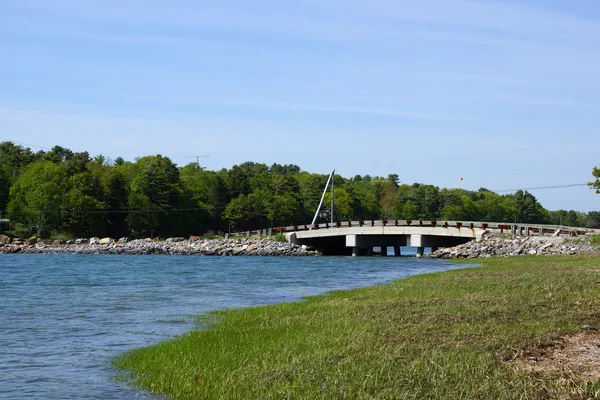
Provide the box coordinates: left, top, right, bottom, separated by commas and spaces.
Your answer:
1, 0, 599, 211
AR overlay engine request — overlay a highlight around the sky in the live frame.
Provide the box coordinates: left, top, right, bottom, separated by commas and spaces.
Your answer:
0, 0, 599, 211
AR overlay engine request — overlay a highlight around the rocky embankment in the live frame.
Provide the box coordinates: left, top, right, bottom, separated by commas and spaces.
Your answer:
427, 236, 599, 259
0, 235, 319, 257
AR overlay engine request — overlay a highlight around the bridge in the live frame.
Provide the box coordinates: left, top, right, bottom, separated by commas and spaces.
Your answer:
266, 220, 599, 256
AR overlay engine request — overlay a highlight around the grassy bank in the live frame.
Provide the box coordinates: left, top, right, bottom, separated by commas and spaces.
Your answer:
115, 256, 600, 399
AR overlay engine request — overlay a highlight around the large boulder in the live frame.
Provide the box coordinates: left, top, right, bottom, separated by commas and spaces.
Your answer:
0, 235, 11, 245
166, 237, 185, 243
99, 237, 114, 245
27, 237, 38, 245
89, 237, 100, 245
75, 238, 88, 245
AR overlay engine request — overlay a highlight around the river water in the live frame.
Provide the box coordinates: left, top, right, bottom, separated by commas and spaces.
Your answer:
0, 253, 459, 399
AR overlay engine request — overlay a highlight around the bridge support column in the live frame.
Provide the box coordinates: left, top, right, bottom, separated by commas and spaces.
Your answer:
346, 234, 408, 257
352, 247, 360, 257
416, 247, 425, 257
394, 245, 401, 257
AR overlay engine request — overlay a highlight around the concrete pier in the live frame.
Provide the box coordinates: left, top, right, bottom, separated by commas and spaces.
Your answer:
394, 245, 401, 257
380, 246, 388, 257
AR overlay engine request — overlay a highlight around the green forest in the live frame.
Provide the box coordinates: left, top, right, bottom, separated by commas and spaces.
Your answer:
1, 141, 599, 239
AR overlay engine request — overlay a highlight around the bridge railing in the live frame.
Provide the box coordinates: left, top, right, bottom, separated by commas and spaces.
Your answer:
271, 220, 600, 236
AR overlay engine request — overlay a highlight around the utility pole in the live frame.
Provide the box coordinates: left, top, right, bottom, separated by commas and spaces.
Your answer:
185, 155, 210, 166
331, 170, 335, 224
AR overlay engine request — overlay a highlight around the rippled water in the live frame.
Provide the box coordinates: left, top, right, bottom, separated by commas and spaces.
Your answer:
0, 253, 458, 399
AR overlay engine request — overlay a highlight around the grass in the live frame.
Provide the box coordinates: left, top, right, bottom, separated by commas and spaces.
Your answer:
114, 256, 600, 399
590, 234, 600, 247
271, 233, 288, 243
49, 231, 76, 241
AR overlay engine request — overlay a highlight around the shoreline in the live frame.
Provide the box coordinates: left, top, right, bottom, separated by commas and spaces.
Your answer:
0, 236, 320, 256
114, 255, 600, 399
427, 234, 599, 259
2, 234, 598, 258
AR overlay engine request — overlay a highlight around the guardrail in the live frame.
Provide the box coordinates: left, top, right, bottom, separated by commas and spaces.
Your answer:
233, 220, 599, 238
271, 220, 599, 236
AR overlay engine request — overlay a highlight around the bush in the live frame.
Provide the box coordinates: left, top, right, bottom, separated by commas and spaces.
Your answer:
272, 233, 287, 243
49, 231, 76, 241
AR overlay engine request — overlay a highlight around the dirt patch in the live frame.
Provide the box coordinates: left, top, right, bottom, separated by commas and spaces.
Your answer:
514, 331, 600, 381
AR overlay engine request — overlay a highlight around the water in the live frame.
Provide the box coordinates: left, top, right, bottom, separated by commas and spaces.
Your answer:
0, 254, 458, 399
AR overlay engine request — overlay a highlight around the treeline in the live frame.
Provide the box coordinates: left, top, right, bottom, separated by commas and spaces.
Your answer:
0, 141, 598, 239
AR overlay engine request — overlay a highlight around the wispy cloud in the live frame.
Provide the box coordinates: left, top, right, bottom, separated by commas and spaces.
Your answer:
7, 0, 600, 48
112, 94, 447, 121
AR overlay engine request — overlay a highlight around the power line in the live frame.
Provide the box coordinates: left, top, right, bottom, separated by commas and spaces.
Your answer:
0, 137, 51, 151
493, 183, 590, 193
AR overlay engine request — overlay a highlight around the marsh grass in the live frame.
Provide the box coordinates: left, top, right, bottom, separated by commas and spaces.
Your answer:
115, 256, 600, 399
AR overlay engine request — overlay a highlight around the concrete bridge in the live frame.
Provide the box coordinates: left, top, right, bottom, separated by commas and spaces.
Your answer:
270, 220, 598, 256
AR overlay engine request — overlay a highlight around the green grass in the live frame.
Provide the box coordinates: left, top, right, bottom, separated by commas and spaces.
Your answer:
271, 233, 288, 243
590, 234, 600, 247
114, 256, 600, 399
49, 231, 75, 241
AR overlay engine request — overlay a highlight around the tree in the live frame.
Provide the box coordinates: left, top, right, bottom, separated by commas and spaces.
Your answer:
344, 180, 380, 220
590, 167, 600, 193
511, 190, 548, 224
127, 155, 182, 238
0, 169, 10, 213
8, 161, 68, 235
324, 188, 353, 221
297, 172, 330, 222
101, 164, 130, 238
62, 172, 107, 237
387, 174, 400, 186
180, 163, 228, 234
42, 145, 74, 164
378, 180, 397, 219
266, 193, 302, 227
0, 141, 37, 182
223, 193, 267, 231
